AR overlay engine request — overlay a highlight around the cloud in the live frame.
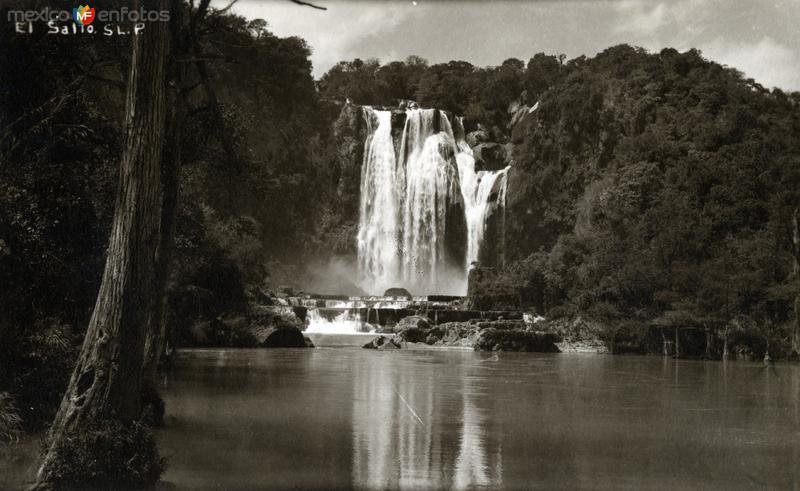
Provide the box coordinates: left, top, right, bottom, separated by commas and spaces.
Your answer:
218, 0, 800, 91
702, 36, 800, 91
228, 0, 420, 76
614, 1, 669, 36
612, 0, 711, 49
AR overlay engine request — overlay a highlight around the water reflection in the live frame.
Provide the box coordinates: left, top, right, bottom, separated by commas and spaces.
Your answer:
351, 352, 502, 488
7, 348, 799, 489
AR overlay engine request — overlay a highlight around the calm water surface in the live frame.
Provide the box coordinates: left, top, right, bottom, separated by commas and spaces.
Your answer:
3, 339, 800, 489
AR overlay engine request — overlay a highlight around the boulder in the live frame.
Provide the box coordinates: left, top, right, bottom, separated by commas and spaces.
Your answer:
251, 325, 307, 348
395, 315, 431, 343
396, 315, 430, 330
397, 99, 419, 110
466, 128, 488, 147
383, 287, 412, 298
473, 328, 560, 352
437, 322, 480, 346
363, 336, 403, 350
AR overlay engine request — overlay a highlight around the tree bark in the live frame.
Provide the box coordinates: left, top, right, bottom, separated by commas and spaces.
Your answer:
143, 0, 188, 383
792, 207, 799, 357
722, 325, 729, 360
35, 3, 170, 485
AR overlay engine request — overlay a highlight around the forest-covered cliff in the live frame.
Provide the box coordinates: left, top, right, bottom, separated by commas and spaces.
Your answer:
315, 46, 800, 359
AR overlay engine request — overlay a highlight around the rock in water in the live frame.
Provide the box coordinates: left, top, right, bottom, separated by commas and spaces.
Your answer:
363, 336, 403, 350
473, 328, 560, 352
254, 326, 307, 348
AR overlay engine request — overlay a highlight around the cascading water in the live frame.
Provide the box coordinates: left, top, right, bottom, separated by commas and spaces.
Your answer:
398, 109, 464, 293
306, 308, 366, 334
357, 110, 401, 294
453, 120, 509, 269
356, 106, 508, 297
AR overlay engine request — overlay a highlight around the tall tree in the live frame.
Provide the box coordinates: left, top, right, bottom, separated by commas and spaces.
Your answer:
793, 207, 800, 356
35, 0, 172, 485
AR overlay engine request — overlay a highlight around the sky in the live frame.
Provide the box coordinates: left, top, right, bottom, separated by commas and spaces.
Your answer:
220, 0, 800, 91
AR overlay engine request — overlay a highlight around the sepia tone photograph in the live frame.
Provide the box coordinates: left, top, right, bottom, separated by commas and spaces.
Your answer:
1, 0, 799, 489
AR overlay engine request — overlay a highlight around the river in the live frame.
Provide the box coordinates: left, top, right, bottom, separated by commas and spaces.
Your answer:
3, 339, 799, 489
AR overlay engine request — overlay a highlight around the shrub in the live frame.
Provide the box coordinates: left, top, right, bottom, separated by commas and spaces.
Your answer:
0, 392, 22, 444
11, 321, 78, 430
139, 384, 165, 428
45, 419, 166, 489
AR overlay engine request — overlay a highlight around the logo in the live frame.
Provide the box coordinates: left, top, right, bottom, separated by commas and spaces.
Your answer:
72, 5, 95, 26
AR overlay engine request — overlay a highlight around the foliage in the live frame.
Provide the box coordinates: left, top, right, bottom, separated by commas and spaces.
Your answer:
7, 321, 78, 430
44, 419, 165, 489
139, 384, 165, 428
477, 45, 800, 355
318, 53, 566, 140
0, 393, 22, 444
0, 8, 327, 427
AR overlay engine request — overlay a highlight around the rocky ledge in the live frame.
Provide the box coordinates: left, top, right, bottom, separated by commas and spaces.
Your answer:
364, 315, 560, 352
186, 304, 313, 348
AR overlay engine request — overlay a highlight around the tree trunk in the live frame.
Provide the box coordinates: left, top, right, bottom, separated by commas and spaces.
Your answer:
141, 90, 183, 383
792, 207, 799, 357
35, 4, 170, 485
722, 325, 729, 360
674, 326, 680, 359
143, 0, 188, 383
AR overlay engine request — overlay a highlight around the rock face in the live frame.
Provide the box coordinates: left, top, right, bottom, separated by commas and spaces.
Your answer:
364, 316, 561, 352
421, 322, 481, 347
184, 305, 312, 348
395, 315, 431, 342
473, 143, 510, 171
363, 336, 402, 350
474, 329, 559, 352
466, 128, 489, 147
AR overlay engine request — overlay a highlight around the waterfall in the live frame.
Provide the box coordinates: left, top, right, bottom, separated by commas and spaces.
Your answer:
398, 109, 463, 293
357, 107, 507, 296
306, 308, 367, 334
357, 109, 401, 295
453, 120, 509, 269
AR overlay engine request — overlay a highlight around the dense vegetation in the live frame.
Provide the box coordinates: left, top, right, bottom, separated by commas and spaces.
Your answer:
318, 53, 564, 141
0, 5, 328, 434
475, 46, 800, 358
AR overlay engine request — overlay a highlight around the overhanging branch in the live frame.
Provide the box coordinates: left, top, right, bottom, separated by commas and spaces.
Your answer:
290, 0, 326, 10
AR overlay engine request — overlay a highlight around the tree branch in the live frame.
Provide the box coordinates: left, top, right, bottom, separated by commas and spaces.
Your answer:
290, 0, 326, 10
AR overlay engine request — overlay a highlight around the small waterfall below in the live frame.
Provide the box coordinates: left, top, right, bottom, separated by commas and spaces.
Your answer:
306, 308, 366, 334
357, 107, 508, 296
